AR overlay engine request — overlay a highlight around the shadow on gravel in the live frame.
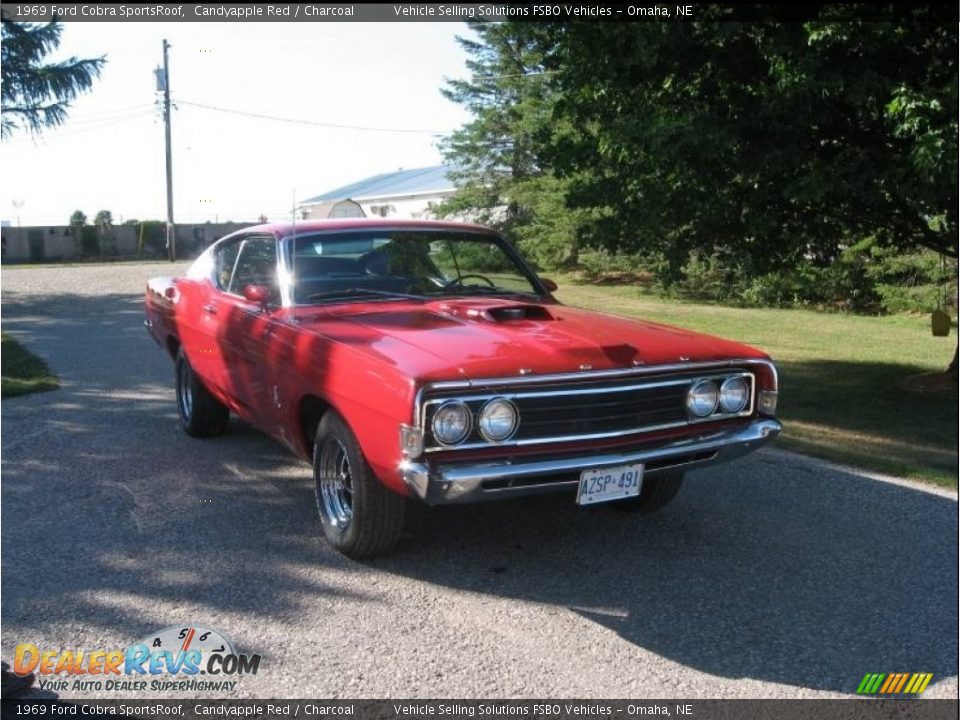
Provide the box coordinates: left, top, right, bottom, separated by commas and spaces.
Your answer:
374, 462, 957, 694
1, 291, 361, 654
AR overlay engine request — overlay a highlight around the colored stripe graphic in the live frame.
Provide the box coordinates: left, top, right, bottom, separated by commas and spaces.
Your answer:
903, 673, 933, 694
857, 672, 933, 694
892, 673, 909, 693
879, 674, 897, 693
863, 673, 887, 695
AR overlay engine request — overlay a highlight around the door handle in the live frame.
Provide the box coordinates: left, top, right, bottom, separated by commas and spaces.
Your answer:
202, 304, 218, 315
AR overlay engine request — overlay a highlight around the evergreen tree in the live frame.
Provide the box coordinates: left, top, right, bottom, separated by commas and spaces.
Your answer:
1, 19, 105, 138
438, 22, 584, 267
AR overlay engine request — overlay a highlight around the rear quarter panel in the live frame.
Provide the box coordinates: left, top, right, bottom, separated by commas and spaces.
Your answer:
145, 277, 179, 357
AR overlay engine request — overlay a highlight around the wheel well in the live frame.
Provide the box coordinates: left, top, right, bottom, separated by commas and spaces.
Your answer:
166, 335, 181, 360
299, 395, 331, 453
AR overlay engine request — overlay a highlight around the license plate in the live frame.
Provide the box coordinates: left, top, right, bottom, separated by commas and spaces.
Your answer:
576, 463, 644, 506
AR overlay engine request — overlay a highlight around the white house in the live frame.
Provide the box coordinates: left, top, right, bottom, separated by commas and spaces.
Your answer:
299, 164, 458, 220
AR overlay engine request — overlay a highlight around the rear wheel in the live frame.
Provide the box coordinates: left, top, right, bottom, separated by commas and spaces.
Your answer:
611, 471, 684, 513
175, 349, 229, 438
313, 412, 405, 559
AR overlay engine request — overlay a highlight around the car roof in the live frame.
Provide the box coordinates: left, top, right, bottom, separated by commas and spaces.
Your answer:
233, 218, 498, 239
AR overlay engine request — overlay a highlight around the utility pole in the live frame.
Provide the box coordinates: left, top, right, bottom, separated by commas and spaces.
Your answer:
162, 39, 175, 262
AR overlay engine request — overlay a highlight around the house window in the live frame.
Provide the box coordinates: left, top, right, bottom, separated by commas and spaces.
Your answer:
369, 204, 395, 217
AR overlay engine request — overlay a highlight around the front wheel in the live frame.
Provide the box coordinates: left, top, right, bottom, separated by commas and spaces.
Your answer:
175, 349, 229, 438
610, 471, 684, 513
313, 412, 405, 559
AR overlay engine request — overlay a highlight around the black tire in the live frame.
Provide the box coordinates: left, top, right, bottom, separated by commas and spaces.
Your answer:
610, 471, 684, 514
313, 412, 406, 559
175, 349, 229, 438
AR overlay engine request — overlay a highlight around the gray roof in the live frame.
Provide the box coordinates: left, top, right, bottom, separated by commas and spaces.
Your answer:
303, 164, 457, 203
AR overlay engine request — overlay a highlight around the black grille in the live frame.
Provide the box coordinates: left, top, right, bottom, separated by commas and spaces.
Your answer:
422, 370, 754, 450
512, 383, 687, 439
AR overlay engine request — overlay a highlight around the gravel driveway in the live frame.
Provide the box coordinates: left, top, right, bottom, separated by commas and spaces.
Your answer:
1, 262, 957, 699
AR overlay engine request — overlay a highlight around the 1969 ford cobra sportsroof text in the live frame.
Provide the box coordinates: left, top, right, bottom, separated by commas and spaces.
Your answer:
145, 219, 781, 557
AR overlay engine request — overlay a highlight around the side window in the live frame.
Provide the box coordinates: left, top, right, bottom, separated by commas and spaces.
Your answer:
228, 237, 279, 297
214, 239, 243, 290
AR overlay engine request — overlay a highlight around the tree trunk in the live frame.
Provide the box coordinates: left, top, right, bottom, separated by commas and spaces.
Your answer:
561, 235, 580, 269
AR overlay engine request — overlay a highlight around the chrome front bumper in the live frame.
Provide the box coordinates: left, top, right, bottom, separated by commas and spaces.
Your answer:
400, 418, 781, 505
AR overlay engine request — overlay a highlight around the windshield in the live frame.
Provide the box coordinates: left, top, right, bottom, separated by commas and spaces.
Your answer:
289, 230, 541, 305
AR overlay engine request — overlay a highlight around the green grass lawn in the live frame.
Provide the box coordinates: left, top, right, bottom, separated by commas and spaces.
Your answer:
552, 276, 959, 488
1, 333, 59, 398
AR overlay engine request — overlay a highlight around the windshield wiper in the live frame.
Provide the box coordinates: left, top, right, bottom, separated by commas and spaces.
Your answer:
305, 288, 424, 303
437, 285, 531, 297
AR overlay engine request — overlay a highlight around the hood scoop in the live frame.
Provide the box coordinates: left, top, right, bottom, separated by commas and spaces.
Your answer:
488, 305, 553, 323
437, 301, 554, 324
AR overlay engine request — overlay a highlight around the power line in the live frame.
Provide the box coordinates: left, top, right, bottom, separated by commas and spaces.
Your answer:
174, 98, 452, 135
61, 102, 157, 122
3, 109, 156, 144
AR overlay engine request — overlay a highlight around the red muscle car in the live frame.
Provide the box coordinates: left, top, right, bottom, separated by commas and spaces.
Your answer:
145, 219, 781, 558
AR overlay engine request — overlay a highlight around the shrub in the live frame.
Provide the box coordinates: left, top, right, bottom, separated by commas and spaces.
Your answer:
576, 249, 652, 281
80, 226, 98, 256
138, 221, 167, 257
646, 239, 954, 315
864, 244, 956, 315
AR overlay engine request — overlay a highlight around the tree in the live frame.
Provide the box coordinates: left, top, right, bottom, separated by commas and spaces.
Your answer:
438, 22, 587, 267
1, 19, 105, 138
93, 210, 113, 229
68, 209, 96, 256
93, 210, 115, 256
546, 13, 956, 272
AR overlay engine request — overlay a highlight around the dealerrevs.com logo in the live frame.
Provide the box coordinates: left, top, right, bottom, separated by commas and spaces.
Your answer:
13, 626, 261, 693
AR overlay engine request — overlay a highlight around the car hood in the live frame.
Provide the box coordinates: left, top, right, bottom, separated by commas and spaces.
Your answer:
296, 297, 768, 382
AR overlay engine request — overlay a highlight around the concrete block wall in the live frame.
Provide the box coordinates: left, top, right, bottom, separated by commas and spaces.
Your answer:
0, 222, 249, 263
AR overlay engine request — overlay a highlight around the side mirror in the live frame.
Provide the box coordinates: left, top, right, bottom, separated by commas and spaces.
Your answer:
540, 278, 558, 293
242, 284, 271, 309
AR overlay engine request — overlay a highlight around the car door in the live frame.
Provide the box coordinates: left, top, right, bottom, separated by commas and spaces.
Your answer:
176, 235, 244, 403
218, 234, 282, 422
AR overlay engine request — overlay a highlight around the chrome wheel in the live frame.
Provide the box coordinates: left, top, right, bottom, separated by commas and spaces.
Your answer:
174, 348, 228, 438
177, 358, 193, 420
317, 435, 354, 529
312, 412, 406, 558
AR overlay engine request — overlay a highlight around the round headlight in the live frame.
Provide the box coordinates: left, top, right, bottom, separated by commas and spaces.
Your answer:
719, 376, 749, 414
431, 401, 471, 445
478, 398, 519, 442
686, 380, 719, 418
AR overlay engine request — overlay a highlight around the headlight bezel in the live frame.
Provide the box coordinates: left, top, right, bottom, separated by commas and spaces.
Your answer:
686, 379, 720, 418
477, 397, 520, 442
686, 373, 757, 421
718, 376, 750, 414
430, 400, 472, 446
